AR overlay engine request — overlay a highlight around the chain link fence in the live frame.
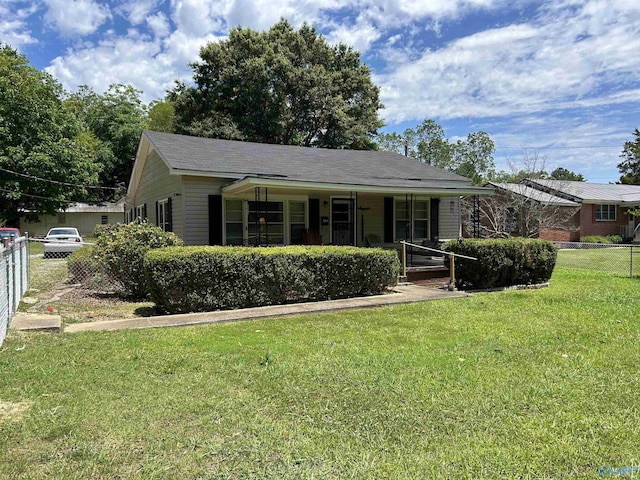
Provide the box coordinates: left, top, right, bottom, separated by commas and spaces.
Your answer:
28, 237, 122, 293
1, 237, 29, 347
555, 242, 640, 277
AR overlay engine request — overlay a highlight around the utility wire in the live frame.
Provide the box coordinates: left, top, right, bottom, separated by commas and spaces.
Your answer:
0, 186, 64, 201
0, 166, 121, 190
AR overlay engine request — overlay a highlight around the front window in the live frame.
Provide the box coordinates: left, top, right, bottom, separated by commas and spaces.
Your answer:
248, 201, 284, 245
596, 204, 617, 221
395, 199, 429, 240
225, 199, 244, 245
157, 199, 170, 231
289, 201, 306, 244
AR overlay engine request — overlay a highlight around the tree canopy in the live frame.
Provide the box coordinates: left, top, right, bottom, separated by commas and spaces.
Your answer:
549, 167, 585, 181
377, 119, 495, 184
170, 19, 383, 149
0, 44, 100, 224
618, 129, 640, 185
65, 84, 147, 198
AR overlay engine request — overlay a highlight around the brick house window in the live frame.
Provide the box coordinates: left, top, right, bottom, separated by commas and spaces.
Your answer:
595, 204, 616, 221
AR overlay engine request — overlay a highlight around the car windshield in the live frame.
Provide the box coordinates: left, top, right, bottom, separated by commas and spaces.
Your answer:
0, 231, 17, 237
48, 229, 78, 236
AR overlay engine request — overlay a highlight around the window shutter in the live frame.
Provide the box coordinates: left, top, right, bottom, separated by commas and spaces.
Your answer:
155, 201, 159, 227
430, 198, 440, 240
309, 199, 320, 233
143, 203, 147, 221
208, 195, 223, 245
384, 197, 394, 243
167, 198, 173, 232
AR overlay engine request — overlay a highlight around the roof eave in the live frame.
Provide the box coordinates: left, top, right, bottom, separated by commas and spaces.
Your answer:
221, 177, 493, 196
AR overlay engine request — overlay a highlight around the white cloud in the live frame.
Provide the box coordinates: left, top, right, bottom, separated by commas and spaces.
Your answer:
43, 0, 111, 37
376, 0, 640, 124
0, 2, 39, 49
116, 0, 161, 25
147, 11, 171, 38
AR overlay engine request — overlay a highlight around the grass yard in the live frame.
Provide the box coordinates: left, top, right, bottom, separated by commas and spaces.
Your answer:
557, 246, 640, 276
1, 268, 639, 479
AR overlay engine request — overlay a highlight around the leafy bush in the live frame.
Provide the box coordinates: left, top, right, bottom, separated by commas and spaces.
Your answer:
581, 235, 609, 244
442, 238, 557, 290
144, 245, 399, 314
93, 222, 183, 298
606, 235, 624, 244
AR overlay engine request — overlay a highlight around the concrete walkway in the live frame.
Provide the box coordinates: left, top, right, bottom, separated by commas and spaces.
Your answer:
11, 313, 62, 332
65, 284, 469, 333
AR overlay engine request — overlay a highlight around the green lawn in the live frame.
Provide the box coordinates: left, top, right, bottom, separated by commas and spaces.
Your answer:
1, 268, 639, 479
557, 246, 640, 276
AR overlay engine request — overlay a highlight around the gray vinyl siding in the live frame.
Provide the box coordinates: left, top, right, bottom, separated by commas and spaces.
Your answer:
356, 194, 384, 247
439, 196, 461, 239
127, 150, 182, 237
182, 176, 233, 245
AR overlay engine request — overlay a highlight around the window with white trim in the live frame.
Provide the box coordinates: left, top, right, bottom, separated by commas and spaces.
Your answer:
158, 199, 170, 231
395, 199, 429, 240
225, 199, 244, 245
135, 204, 146, 221
289, 201, 306, 244
248, 201, 284, 245
596, 204, 617, 221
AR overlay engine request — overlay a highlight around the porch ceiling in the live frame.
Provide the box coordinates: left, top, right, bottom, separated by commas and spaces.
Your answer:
221, 176, 493, 197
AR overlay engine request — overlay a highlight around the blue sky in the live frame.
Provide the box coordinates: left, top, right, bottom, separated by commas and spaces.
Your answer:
2, 0, 639, 182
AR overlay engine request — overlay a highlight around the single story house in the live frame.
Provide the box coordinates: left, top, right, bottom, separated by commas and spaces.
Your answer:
125, 131, 491, 251
481, 182, 581, 241
19, 200, 125, 237
522, 179, 640, 241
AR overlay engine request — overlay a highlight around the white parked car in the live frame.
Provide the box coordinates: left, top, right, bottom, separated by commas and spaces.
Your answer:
43, 227, 84, 258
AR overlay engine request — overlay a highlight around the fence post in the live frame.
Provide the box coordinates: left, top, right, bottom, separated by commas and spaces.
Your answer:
631, 245, 634, 278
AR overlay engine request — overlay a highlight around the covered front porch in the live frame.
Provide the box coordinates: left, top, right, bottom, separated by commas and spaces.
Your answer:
213, 176, 490, 268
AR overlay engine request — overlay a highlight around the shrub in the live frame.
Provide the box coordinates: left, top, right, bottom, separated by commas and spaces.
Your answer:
93, 222, 183, 298
442, 238, 557, 290
606, 235, 624, 244
144, 245, 399, 314
581, 235, 609, 244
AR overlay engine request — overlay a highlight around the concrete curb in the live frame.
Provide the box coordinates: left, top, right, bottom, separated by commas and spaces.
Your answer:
65, 285, 469, 333
10, 313, 62, 333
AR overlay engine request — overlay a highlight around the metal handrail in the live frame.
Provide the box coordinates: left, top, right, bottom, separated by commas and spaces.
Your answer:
400, 240, 477, 291
400, 241, 478, 260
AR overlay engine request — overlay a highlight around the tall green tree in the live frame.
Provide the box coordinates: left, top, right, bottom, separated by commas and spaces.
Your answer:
170, 19, 383, 149
549, 167, 585, 181
65, 84, 147, 197
146, 100, 175, 133
377, 119, 495, 184
618, 129, 640, 185
0, 44, 99, 224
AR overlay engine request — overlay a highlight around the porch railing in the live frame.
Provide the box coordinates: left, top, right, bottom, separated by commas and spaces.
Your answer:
400, 241, 477, 291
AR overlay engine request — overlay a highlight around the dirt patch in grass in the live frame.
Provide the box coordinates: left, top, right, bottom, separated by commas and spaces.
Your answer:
52, 288, 158, 324
0, 400, 30, 423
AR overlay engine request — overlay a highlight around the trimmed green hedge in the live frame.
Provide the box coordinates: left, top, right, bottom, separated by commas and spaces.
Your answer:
442, 238, 557, 290
144, 245, 400, 314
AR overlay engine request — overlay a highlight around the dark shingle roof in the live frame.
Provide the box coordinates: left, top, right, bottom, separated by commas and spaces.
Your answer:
143, 130, 477, 189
